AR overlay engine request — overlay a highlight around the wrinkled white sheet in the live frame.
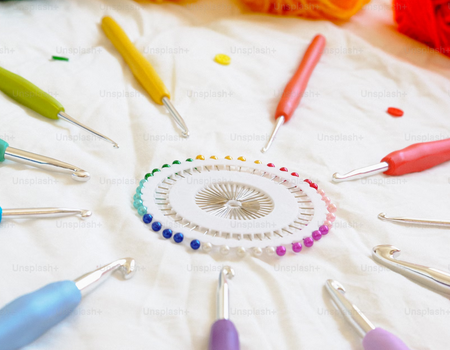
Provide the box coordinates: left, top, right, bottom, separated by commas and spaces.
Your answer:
0, 0, 449, 349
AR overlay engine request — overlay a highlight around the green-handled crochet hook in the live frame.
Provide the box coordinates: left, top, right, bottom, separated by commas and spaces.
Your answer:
0, 66, 119, 148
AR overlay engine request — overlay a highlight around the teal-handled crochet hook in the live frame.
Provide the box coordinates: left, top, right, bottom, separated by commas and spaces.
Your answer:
0, 258, 136, 350
0, 138, 90, 181
0, 66, 119, 148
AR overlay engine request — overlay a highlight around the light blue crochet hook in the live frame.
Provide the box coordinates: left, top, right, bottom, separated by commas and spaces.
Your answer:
0, 258, 136, 350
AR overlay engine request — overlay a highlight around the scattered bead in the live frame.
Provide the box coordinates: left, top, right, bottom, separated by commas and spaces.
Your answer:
387, 107, 404, 117
265, 246, 276, 256
145, 173, 153, 180
312, 230, 322, 241
162, 229, 173, 239
152, 222, 162, 232
172, 160, 181, 165
220, 245, 230, 255
253, 247, 263, 256
326, 213, 336, 222
291, 172, 299, 177
143, 213, 153, 224
133, 200, 143, 209
190, 239, 201, 250
292, 242, 302, 253
174, 233, 184, 243
280, 167, 288, 172
310, 183, 318, 190
202, 242, 212, 252
319, 225, 329, 235
186, 158, 194, 162
237, 156, 246, 161
327, 204, 337, 213
254, 160, 262, 164
162, 164, 170, 168
214, 53, 231, 65
267, 163, 275, 167
225, 156, 233, 160
304, 237, 314, 247
276, 246, 286, 256
137, 206, 147, 215
196, 155, 205, 160
236, 246, 246, 257
210, 156, 218, 160
152, 168, 161, 174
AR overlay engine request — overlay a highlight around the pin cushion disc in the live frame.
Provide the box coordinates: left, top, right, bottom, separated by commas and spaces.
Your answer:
134, 156, 336, 257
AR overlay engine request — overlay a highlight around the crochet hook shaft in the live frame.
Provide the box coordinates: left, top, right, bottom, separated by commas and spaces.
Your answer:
373, 245, 450, 296
209, 266, 240, 350
0, 207, 91, 222
0, 138, 90, 181
101, 16, 189, 138
0, 66, 118, 148
333, 138, 450, 182
261, 34, 325, 153
326, 279, 410, 350
378, 212, 450, 228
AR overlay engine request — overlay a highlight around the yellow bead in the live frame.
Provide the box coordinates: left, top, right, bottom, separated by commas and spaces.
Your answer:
210, 155, 218, 160
237, 156, 246, 161
254, 160, 262, 164
196, 155, 205, 160
214, 54, 231, 66
225, 156, 233, 160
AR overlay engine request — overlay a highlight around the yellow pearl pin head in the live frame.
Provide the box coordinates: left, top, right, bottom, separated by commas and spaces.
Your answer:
254, 160, 262, 164
210, 156, 218, 160
196, 155, 205, 160
214, 54, 231, 66
237, 156, 246, 161
225, 156, 233, 160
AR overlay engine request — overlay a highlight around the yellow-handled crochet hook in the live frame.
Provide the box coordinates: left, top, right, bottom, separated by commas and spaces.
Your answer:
101, 16, 189, 138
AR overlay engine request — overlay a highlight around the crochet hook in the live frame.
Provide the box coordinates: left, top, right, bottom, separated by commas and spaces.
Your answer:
261, 34, 325, 153
326, 279, 410, 350
101, 16, 190, 138
0, 258, 135, 350
0, 207, 91, 222
0, 66, 118, 148
332, 138, 450, 182
0, 138, 90, 181
373, 245, 450, 296
378, 212, 450, 228
209, 266, 240, 350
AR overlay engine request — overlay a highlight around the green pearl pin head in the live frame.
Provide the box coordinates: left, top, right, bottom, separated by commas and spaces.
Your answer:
0, 138, 9, 162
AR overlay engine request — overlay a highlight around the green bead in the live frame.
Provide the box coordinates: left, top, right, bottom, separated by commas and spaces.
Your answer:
152, 168, 161, 174
172, 160, 181, 165
137, 206, 147, 215
139, 179, 147, 186
162, 164, 170, 168
186, 158, 193, 162
133, 200, 143, 209
145, 173, 153, 180
133, 194, 141, 201
136, 187, 142, 194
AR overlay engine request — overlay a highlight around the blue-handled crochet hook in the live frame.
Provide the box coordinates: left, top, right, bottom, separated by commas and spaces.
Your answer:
0, 258, 136, 350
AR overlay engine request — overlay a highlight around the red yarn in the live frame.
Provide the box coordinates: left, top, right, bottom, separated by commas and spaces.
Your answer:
394, 0, 450, 57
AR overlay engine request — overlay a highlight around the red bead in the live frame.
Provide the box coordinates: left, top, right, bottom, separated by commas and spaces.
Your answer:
304, 179, 312, 184
387, 107, 404, 117
280, 167, 288, 172
267, 163, 275, 167
310, 183, 318, 190
291, 172, 299, 177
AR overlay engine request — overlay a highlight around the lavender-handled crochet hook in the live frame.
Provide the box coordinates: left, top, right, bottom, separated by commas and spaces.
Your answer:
326, 280, 410, 350
208, 266, 240, 350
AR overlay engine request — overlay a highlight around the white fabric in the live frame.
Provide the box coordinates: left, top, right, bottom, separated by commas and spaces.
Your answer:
0, 0, 449, 349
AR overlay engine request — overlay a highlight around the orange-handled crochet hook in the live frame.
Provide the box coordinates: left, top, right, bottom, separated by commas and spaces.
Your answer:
261, 34, 326, 153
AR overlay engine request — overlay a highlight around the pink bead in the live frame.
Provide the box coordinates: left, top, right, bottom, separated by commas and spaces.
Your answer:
312, 230, 322, 241
292, 242, 302, 253
327, 204, 337, 213
323, 196, 330, 203
326, 213, 336, 222
319, 225, 329, 235
304, 237, 314, 247
276, 246, 286, 256
324, 220, 333, 228
318, 189, 325, 196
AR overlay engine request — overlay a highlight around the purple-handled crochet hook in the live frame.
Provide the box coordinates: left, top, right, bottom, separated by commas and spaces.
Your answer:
326, 280, 411, 350
208, 266, 240, 350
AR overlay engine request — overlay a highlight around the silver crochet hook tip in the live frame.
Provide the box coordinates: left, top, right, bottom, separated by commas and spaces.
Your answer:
1, 207, 92, 220
378, 212, 388, 220
80, 210, 92, 218
325, 279, 375, 338
162, 97, 190, 138
74, 258, 136, 297
373, 245, 450, 296
72, 170, 91, 182
332, 162, 389, 182
217, 266, 235, 320
261, 116, 284, 154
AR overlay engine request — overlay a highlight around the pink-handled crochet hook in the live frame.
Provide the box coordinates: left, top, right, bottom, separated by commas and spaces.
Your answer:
326, 280, 411, 350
